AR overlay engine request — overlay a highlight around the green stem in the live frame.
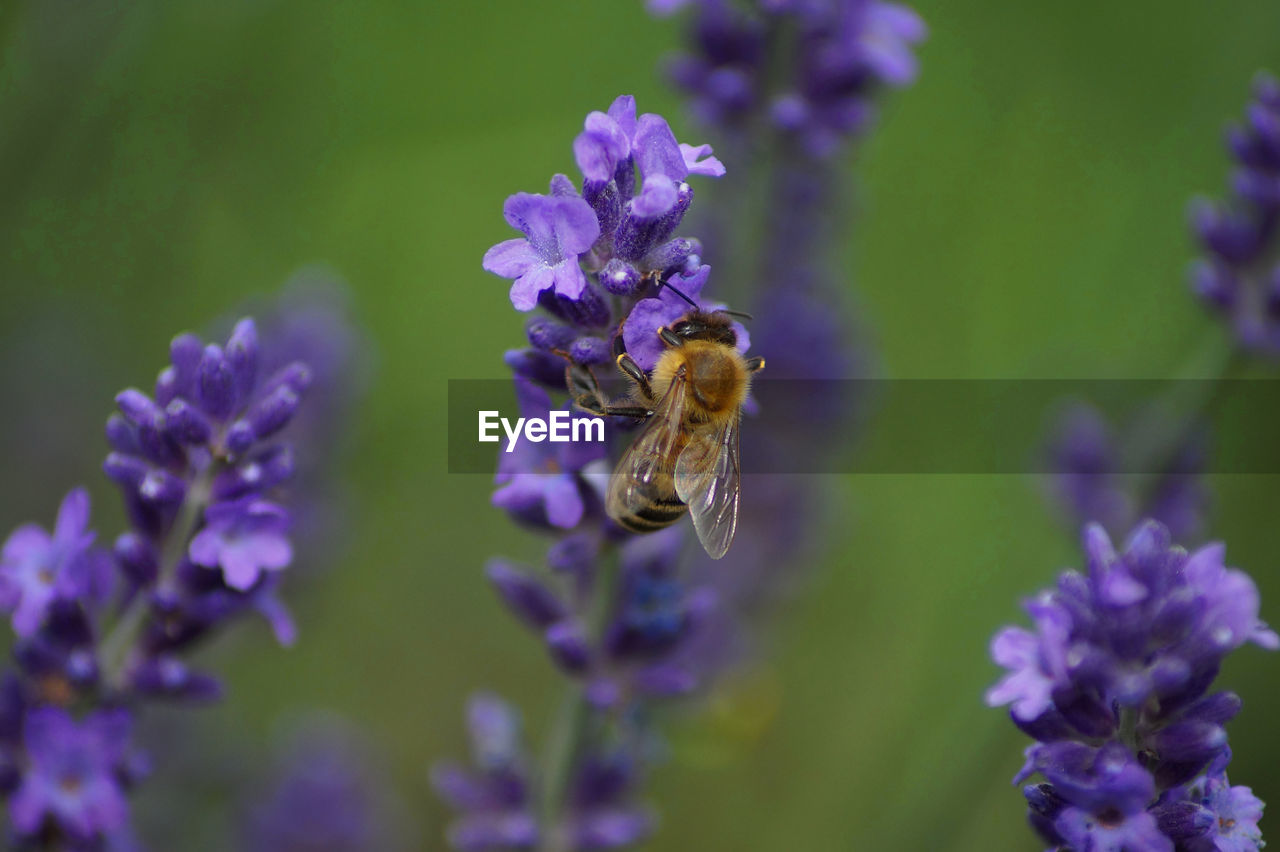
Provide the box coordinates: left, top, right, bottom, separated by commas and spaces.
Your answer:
99, 465, 217, 690
536, 549, 622, 852
1126, 334, 1244, 514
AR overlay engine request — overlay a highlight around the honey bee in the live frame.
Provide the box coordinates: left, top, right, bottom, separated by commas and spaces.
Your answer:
569, 310, 764, 559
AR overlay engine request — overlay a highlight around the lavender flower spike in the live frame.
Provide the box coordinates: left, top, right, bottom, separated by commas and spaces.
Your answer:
0, 287, 359, 847
1190, 71, 1280, 353
987, 520, 1275, 850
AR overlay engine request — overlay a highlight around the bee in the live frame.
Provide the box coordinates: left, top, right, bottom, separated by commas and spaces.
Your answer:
568, 310, 764, 559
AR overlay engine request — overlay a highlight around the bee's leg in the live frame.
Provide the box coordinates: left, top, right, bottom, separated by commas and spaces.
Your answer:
598, 403, 653, 419
658, 326, 684, 348
566, 363, 611, 416
745, 356, 765, 373
615, 353, 653, 403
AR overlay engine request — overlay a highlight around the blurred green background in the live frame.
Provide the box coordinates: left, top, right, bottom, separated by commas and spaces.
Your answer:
3, 1, 1280, 849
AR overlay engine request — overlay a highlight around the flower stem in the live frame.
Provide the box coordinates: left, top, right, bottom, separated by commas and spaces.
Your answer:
537, 549, 622, 852
99, 467, 216, 689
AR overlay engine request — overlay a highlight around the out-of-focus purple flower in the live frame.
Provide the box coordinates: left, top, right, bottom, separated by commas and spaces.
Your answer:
0, 488, 99, 638
1043, 402, 1209, 542
988, 521, 1274, 849
556, 751, 654, 850
487, 527, 716, 709
666, 0, 926, 157
1190, 72, 1280, 354
242, 718, 409, 852
8, 707, 132, 844
432, 694, 539, 851
484, 193, 602, 311
188, 498, 292, 591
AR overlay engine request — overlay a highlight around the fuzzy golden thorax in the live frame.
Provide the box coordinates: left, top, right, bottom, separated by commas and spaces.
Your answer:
650, 340, 751, 421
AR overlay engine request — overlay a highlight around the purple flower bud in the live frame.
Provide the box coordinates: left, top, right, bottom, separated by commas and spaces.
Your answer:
643, 237, 702, 275
600, 258, 642, 295
103, 452, 150, 490
224, 420, 257, 455
526, 318, 577, 351
115, 389, 174, 464
214, 446, 296, 500
131, 657, 223, 702
199, 344, 237, 420
164, 398, 214, 445
247, 384, 302, 440
169, 332, 204, 391
537, 284, 612, 329
104, 413, 142, 455
545, 620, 591, 673
225, 318, 260, 404
114, 532, 158, 585
1151, 720, 1227, 764
139, 468, 186, 505
503, 348, 567, 389
1151, 800, 1216, 842
485, 561, 566, 629
569, 336, 612, 365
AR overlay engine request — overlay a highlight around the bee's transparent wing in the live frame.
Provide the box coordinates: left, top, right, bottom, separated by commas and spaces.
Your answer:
674, 412, 741, 560
606, 373, 689, 519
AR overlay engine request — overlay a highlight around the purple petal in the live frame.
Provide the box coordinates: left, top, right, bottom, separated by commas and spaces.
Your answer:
549, 257, 588, 301
630, 176, 680, 218
510, 264, 556, 312
54, 488, 91, 542
622, 297, 682, 371
550, 196, 601, 256
502, 193, 556, 252
633, 114, 687, 183
680, 143, 725, 177
574, 111, 631, 182
482, 239, 538, 279
2, 524, 50, 564
543, 475, 585, 529
607, 95, 638, 139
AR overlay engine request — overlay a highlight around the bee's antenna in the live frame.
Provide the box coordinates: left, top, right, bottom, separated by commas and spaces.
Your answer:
718, 309, 754, 321
657, 277, 700, 309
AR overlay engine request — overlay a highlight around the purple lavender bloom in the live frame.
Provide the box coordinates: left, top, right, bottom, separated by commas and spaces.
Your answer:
188, 497, 292, 591
1190, 72, 1280, 353
0, 295, 342, 848
8, 707, 132, 844
432, 694, 539, 851
484, 193, 602, 311
988, 521, 1274, 849
0, 489, 100, 638
573, 95, 724, 219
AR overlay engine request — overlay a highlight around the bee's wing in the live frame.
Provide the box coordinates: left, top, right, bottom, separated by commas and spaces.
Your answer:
674, 411, 741, 560
606, 372, 690, 516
